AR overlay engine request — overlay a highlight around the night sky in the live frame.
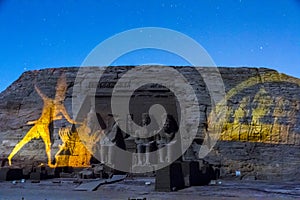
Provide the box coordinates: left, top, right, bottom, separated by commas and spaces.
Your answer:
0, 0, 299, 92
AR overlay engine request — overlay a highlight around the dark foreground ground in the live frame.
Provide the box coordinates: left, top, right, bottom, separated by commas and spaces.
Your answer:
0, 177, 300, 200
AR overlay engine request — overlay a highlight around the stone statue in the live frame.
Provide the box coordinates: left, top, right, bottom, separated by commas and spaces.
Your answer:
100, 114, 127, 165
135, 113, 157, 165
54, 125, 92, 167
156, 114, 179, 163
77, 105, 105, 164
8, 74, 78, 167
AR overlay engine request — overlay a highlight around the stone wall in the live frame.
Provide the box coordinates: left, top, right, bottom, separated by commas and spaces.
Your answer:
0, 66, 299, 180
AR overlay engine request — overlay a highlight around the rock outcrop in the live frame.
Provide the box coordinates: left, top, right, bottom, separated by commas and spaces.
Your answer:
0, 66, 299, 180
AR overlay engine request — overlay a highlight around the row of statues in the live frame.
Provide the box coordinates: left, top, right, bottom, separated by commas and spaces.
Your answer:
98, 112, 180, 166
135, 113, 179, 165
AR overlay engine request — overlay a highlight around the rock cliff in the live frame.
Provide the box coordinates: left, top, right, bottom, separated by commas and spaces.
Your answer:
0, 66, 299, 180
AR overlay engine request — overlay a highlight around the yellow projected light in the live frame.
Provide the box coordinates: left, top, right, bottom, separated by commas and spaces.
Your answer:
55, 126, 91, 167
212, 72, 300, 144
8, 74, 78, 167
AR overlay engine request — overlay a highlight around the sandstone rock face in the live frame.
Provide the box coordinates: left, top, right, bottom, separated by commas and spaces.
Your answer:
0, 66, 299, 180
0, 68, 79, 166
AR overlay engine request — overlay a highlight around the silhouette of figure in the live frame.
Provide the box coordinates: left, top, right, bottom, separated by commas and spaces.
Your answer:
7, 75, 77, 167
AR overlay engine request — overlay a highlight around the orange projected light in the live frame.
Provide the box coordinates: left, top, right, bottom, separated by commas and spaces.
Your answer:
55, 126, 92, 167
7, 74, 78, 167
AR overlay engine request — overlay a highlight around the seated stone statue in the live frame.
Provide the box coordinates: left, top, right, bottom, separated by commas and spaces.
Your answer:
135, 113, 157, 165
100, 114, 127, 165
156, 114, 180, 163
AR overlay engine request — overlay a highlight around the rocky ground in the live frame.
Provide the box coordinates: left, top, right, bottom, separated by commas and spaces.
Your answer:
0, 177, 300, 200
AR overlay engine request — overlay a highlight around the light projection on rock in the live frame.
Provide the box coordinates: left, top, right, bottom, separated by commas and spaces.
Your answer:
6, 69, 300, 170
54, 104, 105, 167
213, 72, 300, 144
55, 126, 94, 167
7, 74, 78, 167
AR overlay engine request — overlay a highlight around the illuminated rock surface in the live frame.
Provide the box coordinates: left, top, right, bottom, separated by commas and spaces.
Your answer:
0, 66, 299, 180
